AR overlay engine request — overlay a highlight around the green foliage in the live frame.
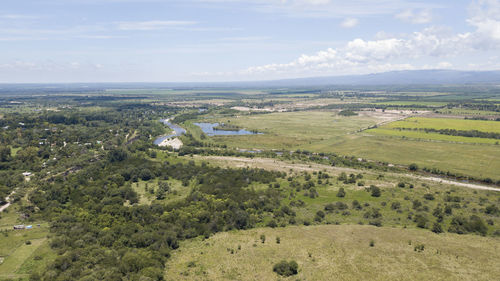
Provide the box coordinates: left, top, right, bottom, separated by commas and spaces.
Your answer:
448, 215, 488, 236
409, 163, 418, 171
432, 222, 443, 234
369, 185, 381, 197
273, 260, 298, 277
338, 110, 358, 117
336, 187, 346, 198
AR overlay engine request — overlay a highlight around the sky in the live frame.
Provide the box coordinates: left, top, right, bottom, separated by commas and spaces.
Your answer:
0, 0, 499, 83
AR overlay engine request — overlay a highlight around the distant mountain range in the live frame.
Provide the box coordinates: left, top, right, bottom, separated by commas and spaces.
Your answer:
247, 70, 500, 87
1, 70, 500, 92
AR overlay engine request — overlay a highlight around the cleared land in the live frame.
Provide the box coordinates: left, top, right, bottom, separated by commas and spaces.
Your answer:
206, 110, 405, 150
198, 112, 500, 181
383, 117, 500, 133
0, 200, 53, 280
166, 225, 500, 281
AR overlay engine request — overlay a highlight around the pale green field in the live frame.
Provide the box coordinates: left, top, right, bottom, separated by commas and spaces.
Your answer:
384, 117, 500, 133
374, 101, 448, 107
367, 128, 499, 144
166, 225, 500, 281
0, 200, 53, 280
331, 135, 500, 180
209, 111, 383, 150
198, 112, 500, 180
437, 108, 500, 116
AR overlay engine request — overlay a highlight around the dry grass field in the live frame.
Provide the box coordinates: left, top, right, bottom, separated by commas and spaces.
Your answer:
166, 225, 500, 281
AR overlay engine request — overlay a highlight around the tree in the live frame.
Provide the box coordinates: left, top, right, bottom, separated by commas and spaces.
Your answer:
0, 146, 11, 162
432, 222, 443, 234
273, 260, 298, 277
336, 187, 346, 198
409, 163, 418, 171
370, 185, 381, 197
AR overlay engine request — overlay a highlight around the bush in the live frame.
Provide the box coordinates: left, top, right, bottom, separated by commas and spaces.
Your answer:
414, 214, 428, 228
391, 202, 401, 210
423, 193, 435, 200
273, 260, 298, 277
369, 185, 381, 197
485, 204, 499, 215
414, 244, 425, 252
448, 215, 488, 236
336, 187, 346, 198
432, 222, 443, 234
409, 163, 418, 171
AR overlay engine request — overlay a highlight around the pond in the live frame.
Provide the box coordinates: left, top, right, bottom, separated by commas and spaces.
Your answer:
154, 119, 186, 145
194, 123, 261, 136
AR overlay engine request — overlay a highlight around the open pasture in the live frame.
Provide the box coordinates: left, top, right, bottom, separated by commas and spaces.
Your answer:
383, 117, 500, 133
166, 225, 500, 281
206, 110, 402, 150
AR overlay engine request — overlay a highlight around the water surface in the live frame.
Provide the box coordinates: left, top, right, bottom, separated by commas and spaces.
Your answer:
194, 122, 260, 136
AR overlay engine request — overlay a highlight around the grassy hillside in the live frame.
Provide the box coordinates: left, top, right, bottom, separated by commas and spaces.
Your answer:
166, 225, 500, 281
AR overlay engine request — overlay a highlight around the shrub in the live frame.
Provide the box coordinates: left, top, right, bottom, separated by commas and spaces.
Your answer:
409, 163, 418, 171
448, 215, 488, 236
336, 187, 346, 198
432, 222, 443, 234
352, 200, 362, 210
369, 185, 381, 197
485, 204, 499, 215
414, 214, 428, 228
273, 260, 298, 277
369, 240, 375, 247
397, 182, 406, 188
260, 234, 266, 243
414, 244, 425, 252
391, 202, 401, 210
423, 193, 435, 201
266, 220, 278, 228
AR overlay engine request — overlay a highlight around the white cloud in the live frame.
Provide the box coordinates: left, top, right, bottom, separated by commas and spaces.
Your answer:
340, 18, 359, 28
395, 9, 432, 24
242, 1, 500, 77
116, 20, 197, 31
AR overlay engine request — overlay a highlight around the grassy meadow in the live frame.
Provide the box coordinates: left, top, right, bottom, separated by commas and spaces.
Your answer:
0, 201, 53, 280
204, 110, 390, 150
191, 112, 500, 181
166, 225, 500, 281
382, 117, 500, 133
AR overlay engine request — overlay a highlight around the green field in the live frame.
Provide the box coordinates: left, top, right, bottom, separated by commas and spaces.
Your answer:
383, 117, 500, 133
205, 111, 384, 150
166, 225, 500, 281
374, 101, 448, 107
331, 135, 500, 180
0, 200, 53, 280
193, 112, 500, 181
367, 128, 499, 144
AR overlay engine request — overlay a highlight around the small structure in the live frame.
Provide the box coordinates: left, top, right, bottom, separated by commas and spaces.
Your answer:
22, 172, 32, 177
13, 225, 25, 230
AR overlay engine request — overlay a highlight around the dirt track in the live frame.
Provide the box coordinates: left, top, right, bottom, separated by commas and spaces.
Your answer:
197, 155, 500, 192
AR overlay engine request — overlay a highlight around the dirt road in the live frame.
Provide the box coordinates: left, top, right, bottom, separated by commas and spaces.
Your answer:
197, 155, 500, 192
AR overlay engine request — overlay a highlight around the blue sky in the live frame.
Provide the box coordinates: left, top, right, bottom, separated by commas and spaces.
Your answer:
0, 0, 499, 82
